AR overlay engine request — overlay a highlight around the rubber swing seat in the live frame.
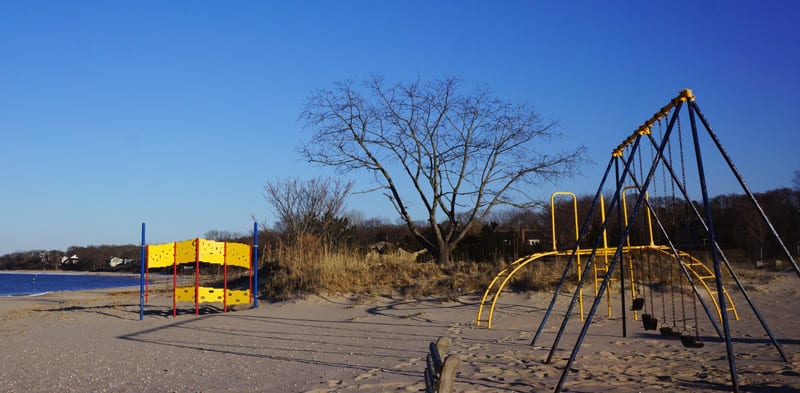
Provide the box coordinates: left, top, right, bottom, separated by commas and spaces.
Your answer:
680, 334, 705, 348
641, 314, 658, 330
659, 326, 681, 338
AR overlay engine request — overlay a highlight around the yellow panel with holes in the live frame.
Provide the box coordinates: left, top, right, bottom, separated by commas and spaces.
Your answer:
226, 243, 251, 269
199, 239, 225, 265
147, 243, 175, 269
175, 239, 196, 265
197, 286, 225, 304
175, 286, 195, 303
226, 289, 251, 305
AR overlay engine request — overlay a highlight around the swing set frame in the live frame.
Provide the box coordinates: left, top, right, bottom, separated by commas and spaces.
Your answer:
484, 89, 800, 393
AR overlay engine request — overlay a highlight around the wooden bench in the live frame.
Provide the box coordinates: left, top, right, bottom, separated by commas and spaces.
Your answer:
424, 336, 461, 393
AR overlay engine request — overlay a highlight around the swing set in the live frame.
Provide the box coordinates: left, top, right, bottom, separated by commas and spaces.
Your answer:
477, 89, 800, 393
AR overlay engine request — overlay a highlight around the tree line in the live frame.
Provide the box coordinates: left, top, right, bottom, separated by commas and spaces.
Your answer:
1, 185, 797, 272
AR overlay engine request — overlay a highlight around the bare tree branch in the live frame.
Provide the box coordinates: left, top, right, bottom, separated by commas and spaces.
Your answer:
300, 76, 586, 265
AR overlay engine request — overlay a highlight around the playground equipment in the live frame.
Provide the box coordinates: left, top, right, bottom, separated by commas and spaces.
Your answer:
479, 89, 800, 393
138, 223, 259, 320
476, 192, 739, 329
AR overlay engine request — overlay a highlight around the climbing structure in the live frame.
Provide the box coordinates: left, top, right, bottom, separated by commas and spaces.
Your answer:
138, 223, 260, 320
480, 89, 799, 393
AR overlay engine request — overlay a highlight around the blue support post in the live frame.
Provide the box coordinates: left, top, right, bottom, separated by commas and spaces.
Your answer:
253, 222, 259, 309
688, 103, 739, 392
139, 223, 146, 321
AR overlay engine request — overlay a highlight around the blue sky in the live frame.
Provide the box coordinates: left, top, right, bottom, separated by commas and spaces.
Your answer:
1, 1, 798, 254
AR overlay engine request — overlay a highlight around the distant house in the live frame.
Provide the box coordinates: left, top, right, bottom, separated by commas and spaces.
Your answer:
108, 257, 134, 267
61, 254, 79, 265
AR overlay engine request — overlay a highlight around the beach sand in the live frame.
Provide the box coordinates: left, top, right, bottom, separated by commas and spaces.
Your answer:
0, 272, 798, 392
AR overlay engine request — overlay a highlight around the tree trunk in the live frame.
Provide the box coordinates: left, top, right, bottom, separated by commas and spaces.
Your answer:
434, 240, 453, 266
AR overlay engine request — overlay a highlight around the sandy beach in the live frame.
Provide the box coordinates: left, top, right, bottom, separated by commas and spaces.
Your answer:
0, 272, 798, 392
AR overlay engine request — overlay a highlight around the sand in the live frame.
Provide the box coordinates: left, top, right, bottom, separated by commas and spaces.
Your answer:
0, 272, 798, 392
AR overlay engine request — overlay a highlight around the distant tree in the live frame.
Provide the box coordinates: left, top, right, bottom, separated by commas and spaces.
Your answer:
301, 76, 586, 265
793, 168, 800, 190
204, 230, 246, 241
264, 177, 355, 245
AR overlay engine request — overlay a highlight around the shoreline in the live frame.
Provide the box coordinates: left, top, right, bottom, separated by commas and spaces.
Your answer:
1, 269, 141, 276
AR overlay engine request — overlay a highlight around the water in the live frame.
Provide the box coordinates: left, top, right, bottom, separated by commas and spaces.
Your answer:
0, 272, 141, 296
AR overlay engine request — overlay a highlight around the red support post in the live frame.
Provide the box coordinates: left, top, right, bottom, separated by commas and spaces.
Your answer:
145, 245, 150, 303
195, 238, 200, 316
223, 242, 228, 312
173, 242, 177, 318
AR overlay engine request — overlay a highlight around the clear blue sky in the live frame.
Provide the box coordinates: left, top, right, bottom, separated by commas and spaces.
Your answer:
1, 1, 798, 254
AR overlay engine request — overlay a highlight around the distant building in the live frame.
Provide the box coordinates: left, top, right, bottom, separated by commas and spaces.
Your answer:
61, 254, 79, 264
108, 257, 134, 267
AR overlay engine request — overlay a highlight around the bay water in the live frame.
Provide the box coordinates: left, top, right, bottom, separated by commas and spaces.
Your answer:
0, 272, 141, 296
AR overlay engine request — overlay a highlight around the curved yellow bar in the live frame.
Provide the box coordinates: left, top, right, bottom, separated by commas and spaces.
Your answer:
476, 254, 532, 326
476, 244, 738, 329
478, 251, 561, 328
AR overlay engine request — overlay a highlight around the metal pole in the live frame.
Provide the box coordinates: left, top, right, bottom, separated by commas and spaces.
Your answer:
690, 101, 800, 278
547, 133, 646, 365
646, 132, 787, 361
139, 223, 146, 321
253, 222, 259, 309
615, 158, 627, 338
554, 102, 683, 392
687, 103, 739, 392
530, 158, 615, 346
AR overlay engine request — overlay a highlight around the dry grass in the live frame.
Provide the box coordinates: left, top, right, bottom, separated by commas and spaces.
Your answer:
259, 237, 508, 300
256, 237, 787, 301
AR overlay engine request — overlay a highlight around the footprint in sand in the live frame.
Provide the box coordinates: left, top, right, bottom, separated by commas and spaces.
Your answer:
392, 357, 420, 368
354, 369, 380, 381
326, 379, 342, 387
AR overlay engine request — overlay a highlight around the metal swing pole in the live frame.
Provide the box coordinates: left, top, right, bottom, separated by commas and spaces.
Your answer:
530, 158, 615, 346
690, 101, 800, 278
615, 157, 627, 338
553, 101, 685, 392
139, 223, 146, 321
253, 222, 259, 309
687, 103, 740, 393
645, 132, 788, 361
554, 134, 666, 392
546, 131, 647, 365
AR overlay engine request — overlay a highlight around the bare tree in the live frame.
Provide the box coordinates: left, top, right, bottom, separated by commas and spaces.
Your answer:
300, 76, 586, 265
264, 177, 354, 243
204, 230, 246, 241
793, 168, 800, 190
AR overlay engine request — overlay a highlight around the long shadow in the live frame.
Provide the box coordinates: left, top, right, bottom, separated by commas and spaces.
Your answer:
365, 296, 482, 321
120, 311, 448, 356
674, 378, 800, 393
38, 303, 227, 320
116, 313, 440, 380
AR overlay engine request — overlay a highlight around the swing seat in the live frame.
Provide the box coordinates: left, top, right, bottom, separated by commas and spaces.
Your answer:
659, 326, 681, 338
680, 334, 704, 348
631, 298, 645, 311
642, 314, 658, 330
